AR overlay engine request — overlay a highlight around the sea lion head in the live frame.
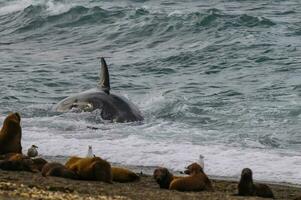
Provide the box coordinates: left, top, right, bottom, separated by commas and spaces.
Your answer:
184, 162, 203, 175
153, 167, 174, 189
5, 112, 21, 123
241, 168, 253, 182
2, 112, 21, 133
153, 167, 170, 183
14, 113, 21, 122
3, 112, 21, 128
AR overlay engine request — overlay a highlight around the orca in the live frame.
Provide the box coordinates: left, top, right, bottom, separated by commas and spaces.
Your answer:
55, 58, 143, 123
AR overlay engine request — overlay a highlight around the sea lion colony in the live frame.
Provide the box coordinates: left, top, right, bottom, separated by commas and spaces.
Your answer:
0, 112, 278, 198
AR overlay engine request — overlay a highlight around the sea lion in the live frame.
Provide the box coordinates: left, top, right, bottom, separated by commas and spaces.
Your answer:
0, 113, 22, 154
7, 154, 46, 171
153, 167, 180, 189
7, 153, 29, 161
0, 159, 38, 172
55, 58, 143, 123
0, 153, 46, 172
169, 163, 213, 192
65, 156, 81, 167
32, 158, 48, 171
42, 162, 79, 179
238, 168, 274, 198
111, 167, 140, 183
65, 156, 112, 183
0, 151, 47, 172
0, 153, 18, 160
27, 145, 38, 157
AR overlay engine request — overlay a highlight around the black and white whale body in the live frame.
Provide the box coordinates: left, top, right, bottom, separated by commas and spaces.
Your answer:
55, 58, 143, 123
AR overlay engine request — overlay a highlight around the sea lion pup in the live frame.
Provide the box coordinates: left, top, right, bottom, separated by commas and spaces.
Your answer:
42, 162, 79, 179
111, 167, 140, 183
169, 163, 213, 192
65, 156, 112, 183
153, 167, 180, 189
0, 112, 22, 154
238, 168, 274, 198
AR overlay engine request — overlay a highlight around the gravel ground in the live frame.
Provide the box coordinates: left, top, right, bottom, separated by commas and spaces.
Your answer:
0, 169, 300, 200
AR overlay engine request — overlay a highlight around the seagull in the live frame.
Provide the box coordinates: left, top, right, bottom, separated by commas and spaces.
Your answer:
86, 145, 93, 157
27, 145, 38, 157
199, 154, 204, 170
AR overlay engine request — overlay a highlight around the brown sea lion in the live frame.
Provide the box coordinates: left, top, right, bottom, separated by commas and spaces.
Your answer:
65, 156, 112, 183
0, 153, 28, 161
32, 158, 48, 171
7, 153, 29, 161
8, 154, 47, 171
0, 152, 47, 172
153, 167, 180, 189
111, 167, 140, 183
0, 113, 22, 154
169, 163, 213, 192
184, 162, 213, 191
238, 168, 274, 198
42, 162, 79, 179
65, 156, 81, 168
0, 159, 38, 172
0, 153, 21, 160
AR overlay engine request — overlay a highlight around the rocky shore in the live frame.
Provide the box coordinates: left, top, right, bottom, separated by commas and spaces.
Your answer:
0, 168, 300, 200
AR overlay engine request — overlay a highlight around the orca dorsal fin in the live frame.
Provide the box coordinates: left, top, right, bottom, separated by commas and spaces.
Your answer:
99, 57, 110, 94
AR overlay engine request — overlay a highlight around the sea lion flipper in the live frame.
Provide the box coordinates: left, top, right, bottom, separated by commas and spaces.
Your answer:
99, 57, 110, 94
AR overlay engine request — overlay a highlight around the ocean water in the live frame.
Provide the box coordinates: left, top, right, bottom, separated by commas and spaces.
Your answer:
0, 0, 301, 184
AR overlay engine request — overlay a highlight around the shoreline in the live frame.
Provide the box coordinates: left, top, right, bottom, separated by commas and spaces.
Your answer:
0, 160, 300, 199
210, 175, 301, 190
44, 155, 301, 189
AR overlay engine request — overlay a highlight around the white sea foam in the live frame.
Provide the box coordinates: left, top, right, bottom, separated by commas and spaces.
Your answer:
1, 91, 299, 185
0, 0, 33, 15
0, 0, 88, 16
168, 10, 183, 17
45, 0, 74, 16
16, 114, 301, 185
136, 90, 165, 111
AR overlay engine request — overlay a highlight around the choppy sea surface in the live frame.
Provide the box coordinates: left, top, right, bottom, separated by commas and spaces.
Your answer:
0, 0, 301, 184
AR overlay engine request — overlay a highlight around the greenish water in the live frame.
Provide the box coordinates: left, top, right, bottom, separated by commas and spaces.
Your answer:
0, 0, 301, 184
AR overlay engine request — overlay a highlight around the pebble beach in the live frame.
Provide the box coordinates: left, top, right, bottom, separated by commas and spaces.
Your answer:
0, 164, 300, 200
